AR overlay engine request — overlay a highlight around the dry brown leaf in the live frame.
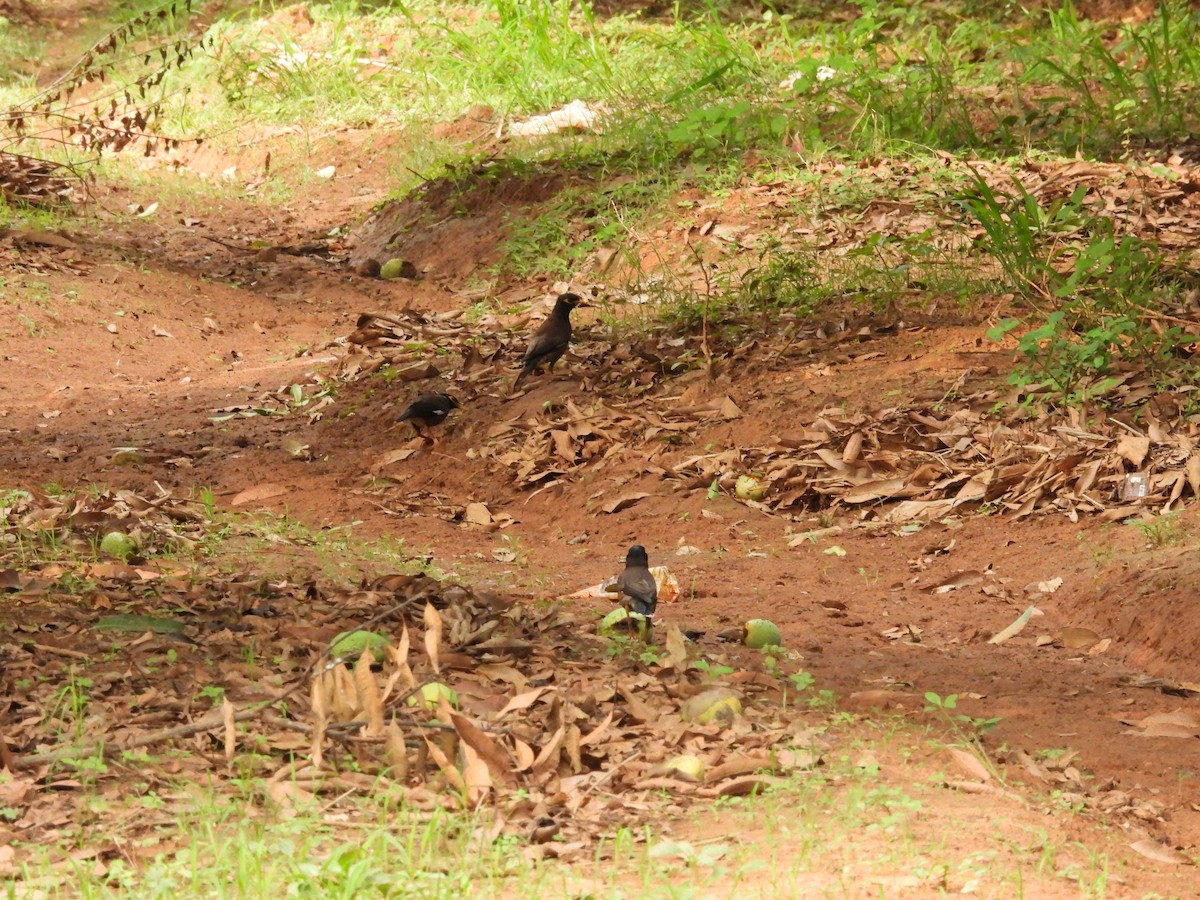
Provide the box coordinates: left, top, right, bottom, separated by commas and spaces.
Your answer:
579, 709, 614, 748
495, 687, 551, 719
388, 622, 417, 692
664, 622, 689, 671
329, 663, 360, 722
843, 430, 863, 464
1116, 434, 1150, 467
0, 774, 32, 807
946, 747, 991, 782
355, 649, 385, 737
451, 713, 514, 786
310, 674, 328, 769
1188, 454, 1200, 498
424, 602, 443, 674
459, 739, 492, 808
384, 720, 409, 782
551, 430, 576, 462
477, 663, 529, 692
842, 477, 912, 504
602, 492, 651, 514
464, 502, 493, 526
531, 725, 565, 775
373, 448, 420, 469
618, 684, 656, 723
231, 483, 288, 506
1129, 839, 1193, 866
424, 737, 468, 796
513, 737, 535, 771
222, 698, 236, 763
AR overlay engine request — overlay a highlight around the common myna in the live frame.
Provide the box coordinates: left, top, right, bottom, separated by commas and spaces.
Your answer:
396, 392, 459, 442
514, 292, 582, 389
616, 544, 658, 619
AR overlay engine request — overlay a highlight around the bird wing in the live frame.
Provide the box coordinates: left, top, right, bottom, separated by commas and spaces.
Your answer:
523, 331, 568, 368
617, 567, 658, 616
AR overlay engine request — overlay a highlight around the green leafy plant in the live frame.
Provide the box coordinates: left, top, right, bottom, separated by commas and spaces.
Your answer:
668, 100, 788, 158
691, 657, 734, 681
1132, 513, 1189, 548
924, 691, 1001, 741
969, 169, 1198, 404
1032, 0, 1200, 150
961, 173, 1091, 299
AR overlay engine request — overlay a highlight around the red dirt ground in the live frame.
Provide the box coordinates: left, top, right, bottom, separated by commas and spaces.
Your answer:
5, 139, 1200, 890
3, 2, 1200, 893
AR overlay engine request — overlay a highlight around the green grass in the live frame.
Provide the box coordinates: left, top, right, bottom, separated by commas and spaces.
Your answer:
0, 13, 43, 90
46, 788, 537, 899
19, 0, 1200, 165
2, 5, 1199, 895
0, 482, 439, 588
10, 0, 1200, 394
4, 712, 1121, 899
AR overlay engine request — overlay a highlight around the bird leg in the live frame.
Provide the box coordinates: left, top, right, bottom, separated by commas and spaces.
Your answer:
627, 613, 653, 642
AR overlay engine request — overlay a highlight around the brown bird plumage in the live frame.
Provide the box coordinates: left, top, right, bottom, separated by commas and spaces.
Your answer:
616, 544, 658, 619
513, 292, 582, 389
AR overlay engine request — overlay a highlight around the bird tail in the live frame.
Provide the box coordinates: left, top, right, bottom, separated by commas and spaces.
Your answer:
633, 598, 656, 617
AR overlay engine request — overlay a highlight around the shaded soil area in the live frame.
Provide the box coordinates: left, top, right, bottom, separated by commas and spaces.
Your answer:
4, 134, 1200, 891
3, 1, 1200, 892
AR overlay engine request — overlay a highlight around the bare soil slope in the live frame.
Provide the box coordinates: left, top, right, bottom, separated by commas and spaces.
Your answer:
3, 3, 1200, 892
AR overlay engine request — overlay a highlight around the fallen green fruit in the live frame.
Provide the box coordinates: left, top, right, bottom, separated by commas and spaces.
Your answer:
681, 688, 742, 725
94, 614, 186, 635
663, 754, 707, 781
743, 619, 782, 649
406, 682, 458, 710
600, 607, 630, 630
601, 605, 652, 640
329, 630, 392, 662
379, 257, 414, 279
99, 531, 137, 560
735, 474, 766, 501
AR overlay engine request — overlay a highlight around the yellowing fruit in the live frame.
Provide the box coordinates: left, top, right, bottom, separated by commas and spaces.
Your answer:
406, 682, 458, 710
743, 619, 782, 649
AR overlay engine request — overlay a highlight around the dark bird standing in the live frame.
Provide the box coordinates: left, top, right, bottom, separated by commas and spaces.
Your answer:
616, 544, 658, 619
514, 292, 582, 390
396, 393, 459, 442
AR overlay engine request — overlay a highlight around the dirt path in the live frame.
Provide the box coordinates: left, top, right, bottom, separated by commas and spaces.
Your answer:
2, 6, 1200, 886
3, 136, 1199, 891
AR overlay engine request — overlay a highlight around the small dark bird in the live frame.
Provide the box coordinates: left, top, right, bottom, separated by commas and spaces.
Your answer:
396, 393, 459, 442
514, 292, 582, 390
616, 544, 658, 619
